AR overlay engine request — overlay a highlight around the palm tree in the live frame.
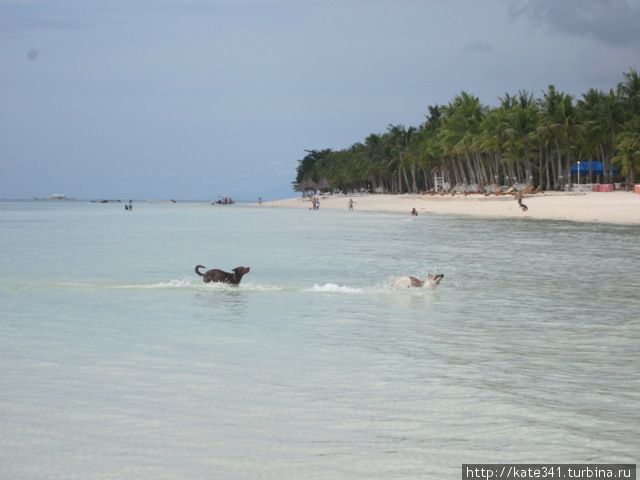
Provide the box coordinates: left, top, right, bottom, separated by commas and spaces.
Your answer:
415, 105, 445, 190
577, 88, 625, 183
577, 88, 605, 181
294, 149, 333, 193
539, 86, 562, 189
504, 90, 538, 186
292, 69, 639, 196
438, 92, 486, 188
612, 117, 640, 190
540, 85, 577, 189
477, 107, 508, 186
360, 135, 382, 192
618, 67, 640, 116
386, 124, 415, 193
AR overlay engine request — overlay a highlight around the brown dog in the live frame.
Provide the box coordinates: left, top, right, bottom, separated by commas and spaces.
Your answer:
408, 273, 444, 288
195, 265, 250, 285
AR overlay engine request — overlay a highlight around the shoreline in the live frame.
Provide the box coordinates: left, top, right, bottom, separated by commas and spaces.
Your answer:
261, 191, 640, 225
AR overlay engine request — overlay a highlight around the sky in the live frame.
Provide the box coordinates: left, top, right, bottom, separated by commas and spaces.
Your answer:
1, 0, 639, 201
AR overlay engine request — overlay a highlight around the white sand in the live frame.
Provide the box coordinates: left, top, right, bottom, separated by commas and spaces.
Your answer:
262, 191, 640, 225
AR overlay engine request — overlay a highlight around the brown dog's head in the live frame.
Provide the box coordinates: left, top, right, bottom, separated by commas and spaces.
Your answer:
233, 266, 251, 278
427, 273, 444, 288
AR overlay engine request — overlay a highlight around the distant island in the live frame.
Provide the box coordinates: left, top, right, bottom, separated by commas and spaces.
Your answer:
32, 194, 75, 201
294, 68, 640, 195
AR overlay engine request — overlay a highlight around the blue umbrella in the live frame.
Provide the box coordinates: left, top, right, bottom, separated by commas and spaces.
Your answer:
570, 160, 620, 176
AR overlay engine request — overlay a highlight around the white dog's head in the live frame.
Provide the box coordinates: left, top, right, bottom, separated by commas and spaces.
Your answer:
427, 273, 444, 288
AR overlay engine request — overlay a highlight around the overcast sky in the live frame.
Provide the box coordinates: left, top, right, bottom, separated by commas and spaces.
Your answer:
1, 0, 639, 200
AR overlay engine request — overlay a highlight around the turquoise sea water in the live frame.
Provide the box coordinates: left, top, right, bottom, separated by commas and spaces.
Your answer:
1, 201, 638, 479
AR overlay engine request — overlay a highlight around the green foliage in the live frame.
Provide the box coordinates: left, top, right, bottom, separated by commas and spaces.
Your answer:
293, 69, 640, 193
612, 117, 640, 183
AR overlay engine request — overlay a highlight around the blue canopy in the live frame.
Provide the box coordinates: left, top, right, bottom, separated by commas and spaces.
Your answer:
570, 160, 619, 176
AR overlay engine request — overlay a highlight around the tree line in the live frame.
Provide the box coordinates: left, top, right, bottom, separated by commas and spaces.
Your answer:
294, 68, 640, 194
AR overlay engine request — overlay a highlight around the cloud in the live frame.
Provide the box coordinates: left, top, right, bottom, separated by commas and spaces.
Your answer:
509, 0, 640, 47
463, 39, 494, 54
0, 14, 82, 36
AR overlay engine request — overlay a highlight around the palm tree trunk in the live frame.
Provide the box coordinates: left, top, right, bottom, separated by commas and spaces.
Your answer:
552, 161, 558, 189
464, 152, 475, 185
476, 153, 489, 186
441, 165, 449, 187
487, 155, 496, 186
473, 154, 481, 185
599, 143, 606, 184
410, 164, 418, 193
524, 141, 533, 186
515, 161, 523, 184
448, 160, 456, 186
459, 156, 469, 185
565, 136, 572, 188
554, 137, 563, 190
545, 143, 552, 191
452, 158, 462, 185
608, 131, 616, 184
507, 163, 515, 186
538, 139, 544, 188
450, 158, 458, 185
403, 166, 411, 193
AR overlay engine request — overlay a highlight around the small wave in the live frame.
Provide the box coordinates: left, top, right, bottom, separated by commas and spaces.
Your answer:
117, 279, 285, 292
198, 281, 285, 292
117, 278, 195, 289
7, 278, 441, 295
307, 283, 365, 294
303, 282, 436, 296
388, 276, 443, 291
239, 282, 284, 292
6, 277, 285, 292
109, 277, 207, 290
389, 276, 414, 289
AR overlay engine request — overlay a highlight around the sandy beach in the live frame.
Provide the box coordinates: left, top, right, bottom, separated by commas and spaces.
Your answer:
263, 191, 640, 225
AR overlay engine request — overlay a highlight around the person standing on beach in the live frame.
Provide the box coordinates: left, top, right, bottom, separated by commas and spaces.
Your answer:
516, 191, 528, 212
348, 198, 354, 210
411, 208, 418, 216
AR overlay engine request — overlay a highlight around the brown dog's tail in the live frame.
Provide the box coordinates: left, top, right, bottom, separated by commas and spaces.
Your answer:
195, 265, 206, 276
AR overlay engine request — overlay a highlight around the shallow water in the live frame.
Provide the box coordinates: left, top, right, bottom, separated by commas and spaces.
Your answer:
1, 201, 638, 479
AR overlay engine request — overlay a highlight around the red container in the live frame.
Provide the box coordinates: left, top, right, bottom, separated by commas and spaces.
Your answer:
634, 184, 640, 194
